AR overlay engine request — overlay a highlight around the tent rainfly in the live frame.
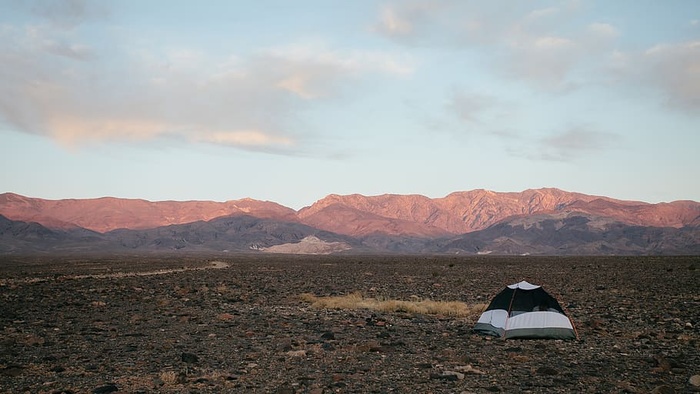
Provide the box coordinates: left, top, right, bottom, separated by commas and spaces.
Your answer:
473, 281, 577, 340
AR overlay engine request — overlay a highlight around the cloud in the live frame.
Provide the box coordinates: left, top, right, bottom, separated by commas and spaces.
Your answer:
642, 41, 700, 111
41, 40, 92, 60
446, 90, 499, 125
587, 22, 618, 39
501, 124, 619, 162
0, 8, 412, 153
503, 34, 581, 91
373, 1, 448, 44
373, 2, 618, 91
261, 43, 413, 100
30, 0, 108, 30
374, 2, 696, 114
600, 40, 700, 113
536, 127, 618, 161
196, 130, 294, 148
376, 5, 414, 37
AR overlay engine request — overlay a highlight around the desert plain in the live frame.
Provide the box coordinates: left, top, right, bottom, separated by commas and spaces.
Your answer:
1, 254, 698, 393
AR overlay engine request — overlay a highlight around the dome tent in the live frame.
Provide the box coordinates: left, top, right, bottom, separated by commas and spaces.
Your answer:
474, 281, 577, 339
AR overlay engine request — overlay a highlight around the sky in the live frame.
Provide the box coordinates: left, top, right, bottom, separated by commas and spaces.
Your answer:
1, 0, 699, 210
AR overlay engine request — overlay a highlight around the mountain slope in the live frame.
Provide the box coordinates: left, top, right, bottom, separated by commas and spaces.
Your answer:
0, 215, 105, 254
103, 214, 358, 252
0, 214, 361, 254
436, 211, 700, 255
299, 188, 700, 237
0, 192, 297, 233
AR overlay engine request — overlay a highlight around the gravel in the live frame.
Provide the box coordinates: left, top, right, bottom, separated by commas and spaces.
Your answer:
1, 254, 698, 393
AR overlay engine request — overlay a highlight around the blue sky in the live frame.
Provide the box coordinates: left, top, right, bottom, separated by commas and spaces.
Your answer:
1, 0, 698, 209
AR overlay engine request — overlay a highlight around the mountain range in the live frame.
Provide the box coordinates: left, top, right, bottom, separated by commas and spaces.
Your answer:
1, 189, 698, 255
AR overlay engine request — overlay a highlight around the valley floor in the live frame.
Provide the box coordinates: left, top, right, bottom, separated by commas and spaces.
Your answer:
1, 255, 699, 393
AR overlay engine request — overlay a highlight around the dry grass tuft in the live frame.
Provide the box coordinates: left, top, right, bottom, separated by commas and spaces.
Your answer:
159, 371, 178, 385
300, 292, 486, 317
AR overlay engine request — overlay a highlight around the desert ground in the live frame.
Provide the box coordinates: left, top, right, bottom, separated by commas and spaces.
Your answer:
1, 254, 698, 393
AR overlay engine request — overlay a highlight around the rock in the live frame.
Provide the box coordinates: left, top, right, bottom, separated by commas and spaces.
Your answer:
0, 365, 23, 377
277, 338, 293, 352
651, 385, 675, 394
181, 352, 199, 363
286, 350, 307, 357
91, 383, 118, 394
690, 375, 700, 387
536, 366, 558, 376
430, 371, 465, 381
321, 331, 335, 340
454, 365, 486, 375
217, 313, 235, 321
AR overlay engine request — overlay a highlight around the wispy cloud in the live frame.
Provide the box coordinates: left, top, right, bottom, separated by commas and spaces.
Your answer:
373, 2, 618, 91
446, 90, 493, 123
536, 127, 619, 161
30, 0, 109, 30
372, 1, 448, 44
0, 5, 412, 153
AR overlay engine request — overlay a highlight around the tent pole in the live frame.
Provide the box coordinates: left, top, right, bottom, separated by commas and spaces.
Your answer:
502, 287, 518, 340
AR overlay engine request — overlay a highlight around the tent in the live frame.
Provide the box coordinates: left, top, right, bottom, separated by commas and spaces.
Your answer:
473, 281, 577, 339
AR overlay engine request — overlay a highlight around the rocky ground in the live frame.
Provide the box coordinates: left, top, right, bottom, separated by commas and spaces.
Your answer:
0, 254, 698, 393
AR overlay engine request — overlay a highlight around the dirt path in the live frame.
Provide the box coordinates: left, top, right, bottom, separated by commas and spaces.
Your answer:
0, 260, 230, 285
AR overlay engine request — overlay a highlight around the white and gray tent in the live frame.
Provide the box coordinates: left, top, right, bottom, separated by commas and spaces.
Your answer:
474, 281, 577, 340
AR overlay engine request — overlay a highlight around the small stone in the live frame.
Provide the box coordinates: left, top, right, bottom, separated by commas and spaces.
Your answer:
321, 331, 335, 340
217, 313, 234, 321
455, 365, 486, 375
181, 352, 198, 363
536, 366, 558, 376
690, 375, 700, 387
286, 350, 307, 357
278, 338, 293, 352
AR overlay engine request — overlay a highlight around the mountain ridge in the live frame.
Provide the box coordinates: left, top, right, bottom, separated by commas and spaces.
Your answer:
1, 189, 698, 255
2, 189, 699, 236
